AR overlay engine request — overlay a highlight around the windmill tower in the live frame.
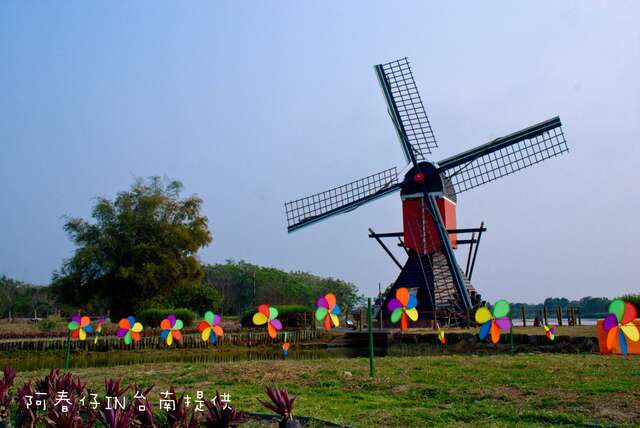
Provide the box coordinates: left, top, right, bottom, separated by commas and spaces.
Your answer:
284, 57, 568, 321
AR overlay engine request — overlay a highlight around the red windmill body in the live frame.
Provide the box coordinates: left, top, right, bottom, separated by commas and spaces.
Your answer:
402, 193, 457, 254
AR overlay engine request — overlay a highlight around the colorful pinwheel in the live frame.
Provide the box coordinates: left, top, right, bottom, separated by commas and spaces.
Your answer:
316, 293, 341, 331
434, 321, 445, 345
282, 332, 290, 357
160, 314, 183, 346
604, 299, 639, 356
543, 323, 555, 341
252, 304, 282, 339
387, 288, 418, 332
68, 315, 93, 341
93, 319, 104, 345
198, 311, 224, 344
117, 316, 143, 345
475, 300, 511, 344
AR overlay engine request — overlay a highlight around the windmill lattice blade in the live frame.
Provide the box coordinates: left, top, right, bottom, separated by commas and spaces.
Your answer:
437, 117, 568, 194
285, 168, 400, 232
376, 57, 437, 161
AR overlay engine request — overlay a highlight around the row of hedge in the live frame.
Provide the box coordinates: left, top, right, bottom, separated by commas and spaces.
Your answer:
138, 305, 314, 329
137, 308, 197, 327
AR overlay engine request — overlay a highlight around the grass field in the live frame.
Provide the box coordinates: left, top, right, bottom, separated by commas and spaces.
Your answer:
12, 352, 640, 427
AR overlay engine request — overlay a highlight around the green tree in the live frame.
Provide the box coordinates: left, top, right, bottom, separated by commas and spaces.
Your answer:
0, 276, 56, 318
168, 286, 222, 315
202, 260, 362, 315
51, 177, 212, 319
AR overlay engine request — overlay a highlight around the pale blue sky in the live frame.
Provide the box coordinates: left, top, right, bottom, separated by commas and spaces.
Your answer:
1, 2, 639, 302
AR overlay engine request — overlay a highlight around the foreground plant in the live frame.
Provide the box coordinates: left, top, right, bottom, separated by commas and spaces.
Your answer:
257, 386, 300, 428
131, 384, 155, 428
165, 387, 194, 428
95, 378, 152, 428
44, 402, 84, 428
0, 367, 17, 428
202, 391, 245, 428
16, 381, 37, 428
1, 368, 259, 428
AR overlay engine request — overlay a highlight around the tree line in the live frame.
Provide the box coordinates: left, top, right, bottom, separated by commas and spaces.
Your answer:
4, 272, 634, 321
511, 296, 640, 319
0, 261, 362, 319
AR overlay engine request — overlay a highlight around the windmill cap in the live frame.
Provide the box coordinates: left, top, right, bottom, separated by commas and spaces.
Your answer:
401, 161, 457, 202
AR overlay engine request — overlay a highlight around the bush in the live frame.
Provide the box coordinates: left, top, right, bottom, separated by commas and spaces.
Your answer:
240, 305, 313, 328
137, 308, 196, 328
36, 315, 64, 332
169, 286, 222, 314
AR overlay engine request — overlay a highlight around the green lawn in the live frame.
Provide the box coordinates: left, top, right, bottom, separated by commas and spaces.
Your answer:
13, 353, 640, 427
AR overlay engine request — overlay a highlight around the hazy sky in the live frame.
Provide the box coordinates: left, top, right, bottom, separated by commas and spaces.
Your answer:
1, 2, 639, 303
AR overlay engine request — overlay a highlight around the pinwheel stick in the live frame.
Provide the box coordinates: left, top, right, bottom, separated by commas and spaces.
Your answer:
367, 298, 375, 378
64, 329, 71, 370
509, 316, 514, 355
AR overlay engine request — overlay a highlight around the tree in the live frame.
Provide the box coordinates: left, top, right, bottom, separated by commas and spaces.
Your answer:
51, 177, 212, 318
169, 286, 222, 315
0, 276, 56, 318
202, 260, 362, 315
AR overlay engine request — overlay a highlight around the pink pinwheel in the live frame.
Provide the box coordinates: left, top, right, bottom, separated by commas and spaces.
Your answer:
604, 299, 639, 356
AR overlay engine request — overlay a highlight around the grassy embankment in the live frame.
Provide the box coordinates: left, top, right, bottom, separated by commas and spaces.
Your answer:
11, 353, 640, 427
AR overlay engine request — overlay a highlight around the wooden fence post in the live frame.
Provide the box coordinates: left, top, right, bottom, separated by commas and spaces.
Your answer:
557, 307, 562, 326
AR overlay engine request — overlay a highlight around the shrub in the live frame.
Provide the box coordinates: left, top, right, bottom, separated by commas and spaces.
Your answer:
240, 305, 313, 328
169, 287, 222, 315
137, 308, 196, 328
37, 315, 65, 332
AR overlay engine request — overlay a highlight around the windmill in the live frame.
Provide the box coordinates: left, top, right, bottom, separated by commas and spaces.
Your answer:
284, 57, 568, 322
